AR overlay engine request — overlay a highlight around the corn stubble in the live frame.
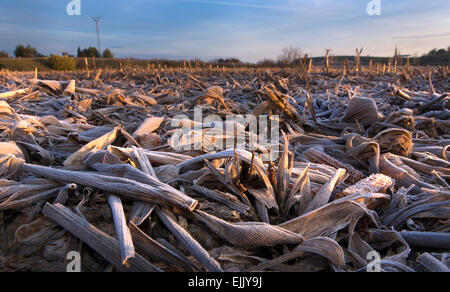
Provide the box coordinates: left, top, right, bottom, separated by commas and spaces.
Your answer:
0, 63, 448, 272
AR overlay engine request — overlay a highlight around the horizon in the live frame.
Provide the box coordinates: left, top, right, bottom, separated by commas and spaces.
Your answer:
1, 0, 449, 62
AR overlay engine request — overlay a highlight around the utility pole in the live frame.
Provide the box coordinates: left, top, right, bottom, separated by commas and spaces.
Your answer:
92, 17, 101, 56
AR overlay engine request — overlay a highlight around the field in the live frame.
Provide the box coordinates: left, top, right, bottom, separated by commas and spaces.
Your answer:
0, 54, 442, 72
0, 57, 173, 71
0, 64, 449, 272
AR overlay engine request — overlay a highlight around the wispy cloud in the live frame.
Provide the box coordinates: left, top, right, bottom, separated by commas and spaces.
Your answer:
393, 32, 450, 40
0, 22, 116, 40
180, 0, 291, 11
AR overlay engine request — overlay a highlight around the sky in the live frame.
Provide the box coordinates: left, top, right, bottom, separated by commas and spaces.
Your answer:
0, 0, 449, 62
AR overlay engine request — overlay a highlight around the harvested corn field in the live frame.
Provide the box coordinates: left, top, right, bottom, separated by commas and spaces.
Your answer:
0, 65, 449, 272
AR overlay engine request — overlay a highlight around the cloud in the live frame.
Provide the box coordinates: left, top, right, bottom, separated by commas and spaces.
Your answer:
0, 22, 116, 40
180, 0, 291, 11
393, 32, 450, 40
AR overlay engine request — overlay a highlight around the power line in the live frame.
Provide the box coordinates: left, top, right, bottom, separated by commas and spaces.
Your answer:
92, 17, 101, 55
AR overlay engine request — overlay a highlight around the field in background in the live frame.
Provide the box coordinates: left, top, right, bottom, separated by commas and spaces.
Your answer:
1, 55, 448, 72
0, 57, 160, 71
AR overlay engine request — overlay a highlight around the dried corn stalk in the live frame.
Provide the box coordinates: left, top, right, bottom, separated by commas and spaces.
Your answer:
345, 134, 380, 173
64, 125, 121, 166
132, 117, 164, 149
43, 203, 161, 272
304, 168, 346, 213
155, 207, 223, 272
342, 97, 381, 127
22, 163, 198, 211
195, 86, 229, 109
303, 148, 361, 183
262, 86, 301, 123
193, 210, 304, 248
373, 128, 413, 157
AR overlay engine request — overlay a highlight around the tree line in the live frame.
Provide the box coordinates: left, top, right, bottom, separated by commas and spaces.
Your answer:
0, 44, 114, 59
1, 44, 449, 67
77, 47, 114, 58
419, 47, 450, 66
256, 46, 450, 67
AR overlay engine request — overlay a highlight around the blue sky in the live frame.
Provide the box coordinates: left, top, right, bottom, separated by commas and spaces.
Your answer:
0, 0, 449, 62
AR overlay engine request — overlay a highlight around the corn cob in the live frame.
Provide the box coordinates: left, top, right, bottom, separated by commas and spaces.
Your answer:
343, 174, 394, 196
303, 148, 363, 183
136, 133, 162, 149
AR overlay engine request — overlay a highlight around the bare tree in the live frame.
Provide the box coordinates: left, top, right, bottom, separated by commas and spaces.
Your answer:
278, 46, 302, 65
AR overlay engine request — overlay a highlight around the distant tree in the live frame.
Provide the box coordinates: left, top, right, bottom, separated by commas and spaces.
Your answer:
278, 46, 302, 65
77, 47, 100, 58
420, 46, 450, 65
102, 48, 114, 58
14, 44, 26, 58
214, 58, 241, 65
48, 54, 76, 71
14, 44, 40, 58
257, 58, 276, 67
0, 51, 9, 58
427, 49, 437, 57
86, 47, 100, 57
228, 58, 241, 64
436, 49, 447, 57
